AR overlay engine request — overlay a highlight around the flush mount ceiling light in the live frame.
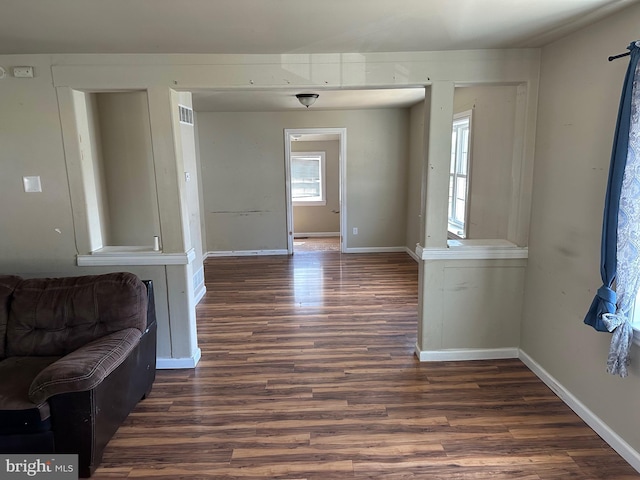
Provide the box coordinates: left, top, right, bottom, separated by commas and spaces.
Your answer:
296, 93, 319, 108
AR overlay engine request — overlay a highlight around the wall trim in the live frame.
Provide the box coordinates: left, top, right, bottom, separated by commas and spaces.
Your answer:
156, 348, 201, 369
285, 128, 347, 255
294, 232, 340, 238
414, 344, 519, 361
418, 244, 529, 261
344, 246, 407, 254
519, 350, 640, 473
405, 246, 420, 262
206, 249, 288, 257
194, 283, 207, 305
77, 247, 196, 266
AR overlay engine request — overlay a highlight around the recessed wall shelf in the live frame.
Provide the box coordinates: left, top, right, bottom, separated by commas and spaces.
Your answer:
77, 247, 195, 266
416, 239, 528, 261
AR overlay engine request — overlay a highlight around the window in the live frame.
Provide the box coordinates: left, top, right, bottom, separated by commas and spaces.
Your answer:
448, 110, 472, 239
291, 152, 326, 206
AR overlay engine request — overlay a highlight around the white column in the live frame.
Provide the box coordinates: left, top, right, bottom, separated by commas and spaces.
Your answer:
417, 81, 455, 352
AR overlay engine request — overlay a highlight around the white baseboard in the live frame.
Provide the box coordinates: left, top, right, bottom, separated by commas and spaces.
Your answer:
405, 246, 420, 262
194, 282, 206, 305
193, 266, 206, 305
344, 246, 407, 254
294, 232, 340, 238
414, 344, 519, 361
518, 350, 640, 473
156, 348, 201, 369
206, 249, 288, 257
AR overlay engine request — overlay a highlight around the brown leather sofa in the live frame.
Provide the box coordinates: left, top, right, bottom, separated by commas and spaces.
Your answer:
0, 272, 157, 477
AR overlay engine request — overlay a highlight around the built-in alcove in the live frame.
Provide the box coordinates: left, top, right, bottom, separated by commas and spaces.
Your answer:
416, 81, 533, 360
449, 85, 519, 244
72, 90, 161, 254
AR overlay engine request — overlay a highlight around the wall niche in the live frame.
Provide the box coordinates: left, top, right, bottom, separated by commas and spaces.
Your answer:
72, 90, 161, 252
450, 85, 519, 242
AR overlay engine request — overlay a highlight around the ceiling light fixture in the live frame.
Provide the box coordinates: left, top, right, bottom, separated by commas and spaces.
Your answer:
296, 93, 319, 108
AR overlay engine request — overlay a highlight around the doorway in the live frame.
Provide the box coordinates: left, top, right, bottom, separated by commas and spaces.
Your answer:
284, 128, 347, 254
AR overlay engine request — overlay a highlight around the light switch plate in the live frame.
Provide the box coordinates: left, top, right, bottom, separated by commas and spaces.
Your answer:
23, 176, 42, 192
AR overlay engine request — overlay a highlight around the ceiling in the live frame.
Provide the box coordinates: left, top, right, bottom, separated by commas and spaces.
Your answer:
0, 0, 636, 55
191, 88, 427, 112
2, 0, 636, 112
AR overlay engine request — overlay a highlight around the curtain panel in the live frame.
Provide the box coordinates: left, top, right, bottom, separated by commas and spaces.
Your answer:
584, 41, 640, 377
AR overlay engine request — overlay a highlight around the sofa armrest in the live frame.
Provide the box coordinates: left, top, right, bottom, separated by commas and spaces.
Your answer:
28, 328, 142, 404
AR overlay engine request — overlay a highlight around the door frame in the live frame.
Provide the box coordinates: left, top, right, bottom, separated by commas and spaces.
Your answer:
284, 127, 347, 254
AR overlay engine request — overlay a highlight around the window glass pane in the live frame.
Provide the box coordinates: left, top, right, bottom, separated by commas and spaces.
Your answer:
448, 175, 454, 217
292, 154, 324, 203
451, 131, 457, 173
449, 113, 471, 238
292, 158, 321, 199
460, 128, 469, 174
456, 177, 466, 201
455, 200, 466, 224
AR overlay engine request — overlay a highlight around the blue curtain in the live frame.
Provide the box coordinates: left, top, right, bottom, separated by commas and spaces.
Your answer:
585, 42, 640, 373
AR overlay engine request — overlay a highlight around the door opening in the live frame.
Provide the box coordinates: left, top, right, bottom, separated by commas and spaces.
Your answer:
284, 128, 347, 254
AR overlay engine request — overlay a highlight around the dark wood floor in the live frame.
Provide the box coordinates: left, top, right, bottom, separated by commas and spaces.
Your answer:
93, 252, 639, 479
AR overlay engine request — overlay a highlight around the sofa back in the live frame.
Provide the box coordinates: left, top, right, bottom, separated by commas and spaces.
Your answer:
6, 272, 148, 357
0, 275, 22, 359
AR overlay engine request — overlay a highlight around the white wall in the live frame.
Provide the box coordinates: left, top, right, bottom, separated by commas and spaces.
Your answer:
522, 2, 640, 456
292, 140, 340, 235
196, 108, 410, 253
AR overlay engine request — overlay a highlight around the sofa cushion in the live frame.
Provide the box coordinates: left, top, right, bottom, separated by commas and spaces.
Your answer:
0, 356, 59, 434
6, 272, 147, 357
0, 275, 22, 359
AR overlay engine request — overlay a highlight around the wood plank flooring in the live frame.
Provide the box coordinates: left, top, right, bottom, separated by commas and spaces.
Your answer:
93, 252, 639, 479
293, 236, 340, 253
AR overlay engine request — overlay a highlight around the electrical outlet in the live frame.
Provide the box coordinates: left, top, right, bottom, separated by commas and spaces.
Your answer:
353, 227, 358, 235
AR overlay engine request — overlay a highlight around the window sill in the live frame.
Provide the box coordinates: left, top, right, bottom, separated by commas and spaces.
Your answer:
77, 246, 195, 266
633, 323, 640, 347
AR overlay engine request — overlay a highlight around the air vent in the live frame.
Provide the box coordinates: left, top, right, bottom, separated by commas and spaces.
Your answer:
178, 105, 194, 125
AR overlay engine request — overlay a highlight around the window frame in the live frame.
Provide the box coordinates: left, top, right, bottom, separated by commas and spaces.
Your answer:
448, 109, 473, 239
291, 151, 327, 207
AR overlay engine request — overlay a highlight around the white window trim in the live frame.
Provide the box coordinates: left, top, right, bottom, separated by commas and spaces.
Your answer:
448, 109, 473, 239
291, 151, 327, 206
